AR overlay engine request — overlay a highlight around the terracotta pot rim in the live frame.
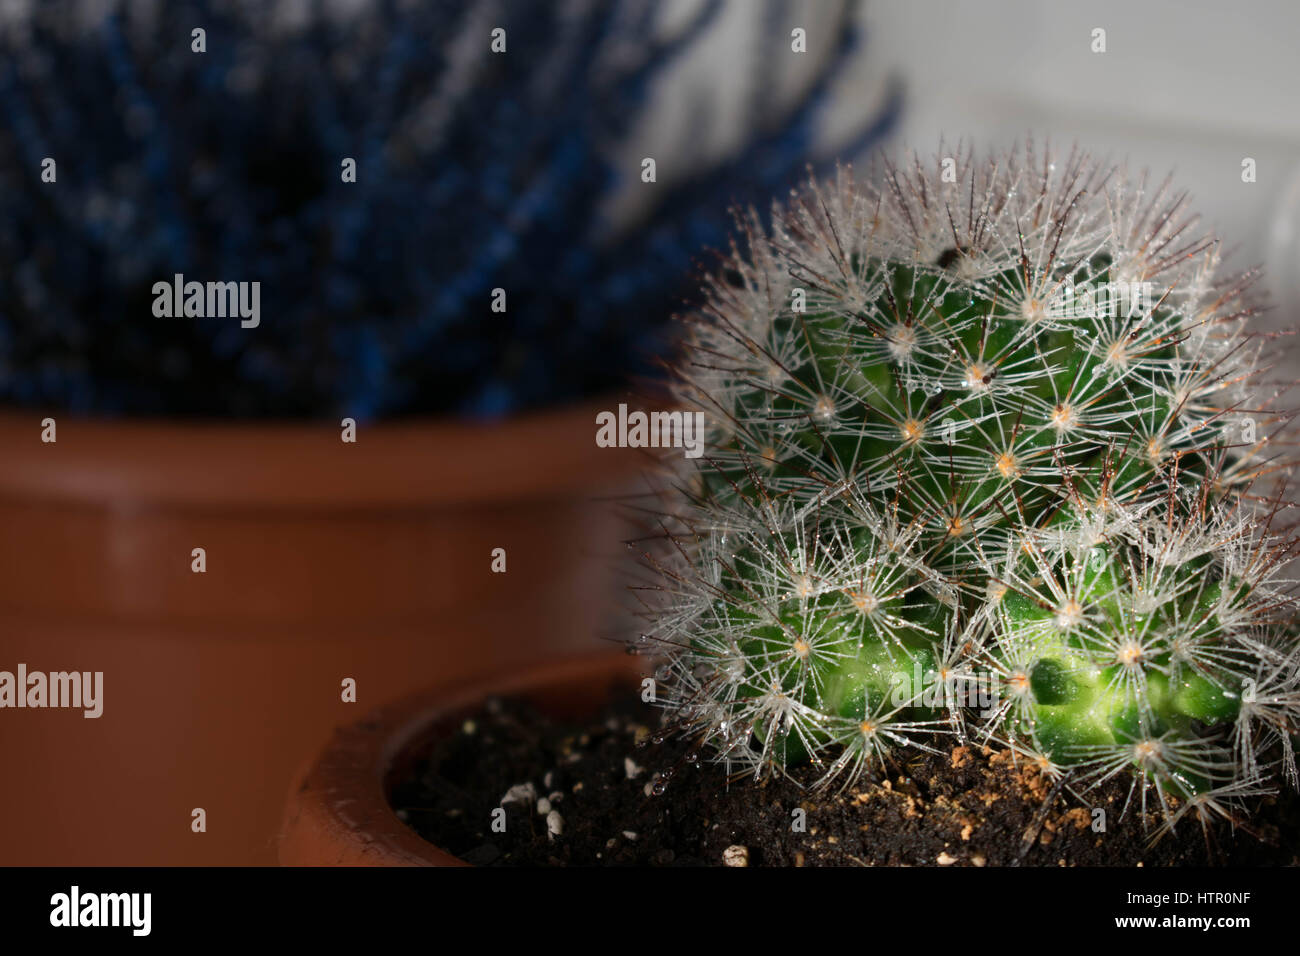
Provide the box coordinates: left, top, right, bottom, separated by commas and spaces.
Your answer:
0, 396, 647, 509
277, 651, 646, 866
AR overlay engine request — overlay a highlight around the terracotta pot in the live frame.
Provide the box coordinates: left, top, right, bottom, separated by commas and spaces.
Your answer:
278, 652, 645, 865
0, 401, 642, 865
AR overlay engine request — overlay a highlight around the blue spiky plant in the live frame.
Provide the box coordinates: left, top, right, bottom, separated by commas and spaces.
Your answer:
639, 143, 1300, 835
0, 0, 897, 420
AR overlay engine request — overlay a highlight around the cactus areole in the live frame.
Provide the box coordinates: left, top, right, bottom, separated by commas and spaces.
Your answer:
644, 144, 1300, 834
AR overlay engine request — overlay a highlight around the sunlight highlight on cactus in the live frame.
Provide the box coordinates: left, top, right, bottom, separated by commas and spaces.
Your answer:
638, 142, 1300, 833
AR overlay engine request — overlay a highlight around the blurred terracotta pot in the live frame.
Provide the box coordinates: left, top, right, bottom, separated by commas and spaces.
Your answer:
0, 401, 642, 865
278, 652, 643, 866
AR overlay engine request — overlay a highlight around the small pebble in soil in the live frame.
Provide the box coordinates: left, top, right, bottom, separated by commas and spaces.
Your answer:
499, 783, 536, 807
722, 845, 749, 867
390, 694, 1300, 867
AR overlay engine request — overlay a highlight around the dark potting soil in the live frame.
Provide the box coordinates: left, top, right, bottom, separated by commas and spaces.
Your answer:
391, 693, 1300, 867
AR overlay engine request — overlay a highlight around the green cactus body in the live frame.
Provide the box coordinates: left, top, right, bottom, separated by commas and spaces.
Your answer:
647, 146, 1300, 828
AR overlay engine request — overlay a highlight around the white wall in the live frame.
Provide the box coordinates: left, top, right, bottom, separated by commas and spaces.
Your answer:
863, 0, 1300, 326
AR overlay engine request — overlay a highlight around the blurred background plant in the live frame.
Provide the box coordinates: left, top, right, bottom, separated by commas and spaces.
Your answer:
0, 0, 899, 420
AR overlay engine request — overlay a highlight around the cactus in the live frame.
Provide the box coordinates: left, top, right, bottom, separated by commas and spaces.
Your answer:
641, 143, 1300, 833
